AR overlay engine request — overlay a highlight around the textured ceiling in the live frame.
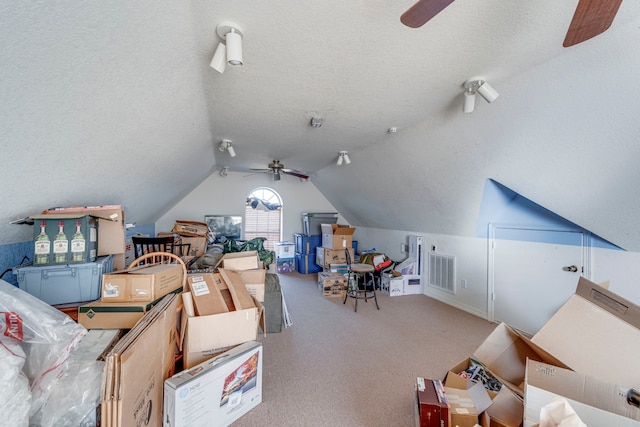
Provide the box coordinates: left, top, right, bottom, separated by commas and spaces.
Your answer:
2, 1, 640, 250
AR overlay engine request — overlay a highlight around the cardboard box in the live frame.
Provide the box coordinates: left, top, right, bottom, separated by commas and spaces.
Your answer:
318, 271, 347, 298
78, 287, 183, 329
415, 377, 451, 427
321, 223, 356, 249
531, 277, 640, 389
172, 220, 209, 237
443, 383, 493, 427
30, 214, 99, 265
181, 268, 265, 369
221, 251, 261, 270
316, 247, 354, 269
178, 235, 207, 257
238, 269, 266, 302
101, 293, 178, 427
164, 341, 263, 427
38, 205, 126, 270
524, 359, 640, 427
381, 274, 404, 296
101, 263, 183, 303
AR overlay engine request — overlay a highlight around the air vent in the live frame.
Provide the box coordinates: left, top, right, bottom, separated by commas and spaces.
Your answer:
429, 253, 456, 294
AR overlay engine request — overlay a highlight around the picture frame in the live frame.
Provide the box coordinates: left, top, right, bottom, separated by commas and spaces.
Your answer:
205, 215, 243, 243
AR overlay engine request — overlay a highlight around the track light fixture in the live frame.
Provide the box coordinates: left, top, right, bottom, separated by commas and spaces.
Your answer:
462, 78, 499, 113
337, 151, 351, 166
219, 139, 236, 157
210, 22, 244, 74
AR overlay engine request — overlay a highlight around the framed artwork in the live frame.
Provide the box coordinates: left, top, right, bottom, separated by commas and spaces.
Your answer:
205, 215, 243, 243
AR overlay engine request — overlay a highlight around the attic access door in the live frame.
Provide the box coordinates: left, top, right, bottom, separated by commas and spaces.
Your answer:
488, 225, 589, 336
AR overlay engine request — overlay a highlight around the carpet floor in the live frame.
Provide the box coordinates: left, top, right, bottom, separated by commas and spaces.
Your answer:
233, 271, 497, 427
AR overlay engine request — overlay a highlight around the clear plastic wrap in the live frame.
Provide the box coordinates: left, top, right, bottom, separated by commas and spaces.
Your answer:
0, 279, 87, 425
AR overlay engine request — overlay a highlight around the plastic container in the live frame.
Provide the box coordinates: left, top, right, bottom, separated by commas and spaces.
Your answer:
301, 212, 337, 236
294, 253, 322, 274
294, 233, 322, 255
273, 242, 295, 259
13, 255, 114, 305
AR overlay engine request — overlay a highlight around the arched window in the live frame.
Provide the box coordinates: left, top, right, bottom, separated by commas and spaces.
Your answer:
244, 187, 282, 251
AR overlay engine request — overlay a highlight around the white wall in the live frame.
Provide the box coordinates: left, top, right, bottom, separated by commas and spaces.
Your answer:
156, 171, 342, 242
355, 226, 640, 321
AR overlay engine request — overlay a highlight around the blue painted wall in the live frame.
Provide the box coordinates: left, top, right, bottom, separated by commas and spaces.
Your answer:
477, 179, 621, 250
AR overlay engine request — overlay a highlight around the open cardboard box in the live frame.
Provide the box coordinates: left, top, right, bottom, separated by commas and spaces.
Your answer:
524, 359, 640, 427
218, 251, 261, 271
180, 269, 265, 369
321, 223, 355, 249
531, 276, 640, 389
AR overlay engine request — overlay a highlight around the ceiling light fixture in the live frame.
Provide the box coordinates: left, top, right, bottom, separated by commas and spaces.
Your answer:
462, 78, 499, 113
219, 139, 236, 157
337, 151, 351, 166
210, 22, 244, 74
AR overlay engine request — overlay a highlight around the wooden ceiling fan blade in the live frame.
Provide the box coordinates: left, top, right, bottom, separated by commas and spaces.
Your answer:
282, 169, 310, 180
401, 0, 455, 28
563, 0, 623, 47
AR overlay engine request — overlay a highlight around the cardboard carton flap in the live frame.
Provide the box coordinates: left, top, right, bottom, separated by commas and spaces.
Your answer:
532, 278, 640, 389
219, 268, 257, 310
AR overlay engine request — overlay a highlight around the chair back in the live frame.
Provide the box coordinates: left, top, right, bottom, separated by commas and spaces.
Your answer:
345, 247, 352, 266
131, 236, 174, 259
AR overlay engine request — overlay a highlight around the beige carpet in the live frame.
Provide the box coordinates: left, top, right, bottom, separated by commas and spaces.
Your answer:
233, 272, 497, 427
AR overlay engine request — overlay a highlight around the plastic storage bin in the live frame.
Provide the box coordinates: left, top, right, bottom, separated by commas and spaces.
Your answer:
274, 242, 295, 259
301, 212, 337, 236
294, 253, 321, 274
13, 255, 114, 305
294, 233, 322, 255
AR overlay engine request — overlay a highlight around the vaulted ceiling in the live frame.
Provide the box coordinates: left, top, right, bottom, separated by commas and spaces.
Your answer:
2, 1, 640, 250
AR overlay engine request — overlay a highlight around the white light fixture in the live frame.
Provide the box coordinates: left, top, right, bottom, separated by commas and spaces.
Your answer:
219, 139, 236, 157
337, 151, 351, 166
210, 42, 226, 73
462, 78, 499, 113
210, 22, 244, 74
220, 167, 229, 177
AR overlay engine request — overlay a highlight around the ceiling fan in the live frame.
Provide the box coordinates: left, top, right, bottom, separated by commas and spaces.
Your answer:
250, 160, 310, 181
400, 0, 624, 47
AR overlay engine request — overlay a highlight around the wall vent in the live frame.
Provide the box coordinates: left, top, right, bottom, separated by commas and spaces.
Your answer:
429, 253, 456, 294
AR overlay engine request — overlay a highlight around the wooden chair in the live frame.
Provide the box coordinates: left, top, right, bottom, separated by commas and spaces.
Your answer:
131, 236, 174, 259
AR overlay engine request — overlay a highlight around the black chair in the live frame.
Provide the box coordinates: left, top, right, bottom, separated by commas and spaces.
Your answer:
343, 249, 379, 312
131, 236, 175, 264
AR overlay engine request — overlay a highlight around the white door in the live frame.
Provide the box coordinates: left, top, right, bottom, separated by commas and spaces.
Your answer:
489, 226, 587, 336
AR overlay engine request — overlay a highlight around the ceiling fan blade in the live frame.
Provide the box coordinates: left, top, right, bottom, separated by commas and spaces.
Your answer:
563, 0, 623, 47
400, 0, 455, 28
282, 169, 310, 180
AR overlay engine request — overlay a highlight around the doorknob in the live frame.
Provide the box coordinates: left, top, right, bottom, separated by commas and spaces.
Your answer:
562, 265, 578, 273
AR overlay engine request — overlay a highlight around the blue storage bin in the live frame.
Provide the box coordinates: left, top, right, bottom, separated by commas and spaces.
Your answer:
295, 253, 321, 274
294, 233, 322, 255
13, 255, 114, 305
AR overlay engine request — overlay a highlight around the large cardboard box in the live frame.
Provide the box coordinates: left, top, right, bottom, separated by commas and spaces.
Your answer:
316, 246, 354, 269
164, 341, 263, 427
321, 223, 356, 249
181, 269, 265, 369
187, 273, 229, 316
101, 293, 178, 427
381, 273, 404, 296
531, 277, 640, 389
101, 263, 183, 303
524, 359, 640, 427
415, 377, 451, 427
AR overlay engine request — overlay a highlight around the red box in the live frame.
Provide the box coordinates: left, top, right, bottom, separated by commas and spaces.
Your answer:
415, 378, 450, 427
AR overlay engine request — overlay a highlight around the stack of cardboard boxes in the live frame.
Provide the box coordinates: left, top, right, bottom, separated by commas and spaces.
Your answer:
181, 250, 266, 369
415, 277, 640, 427
315, 224, 356, 298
